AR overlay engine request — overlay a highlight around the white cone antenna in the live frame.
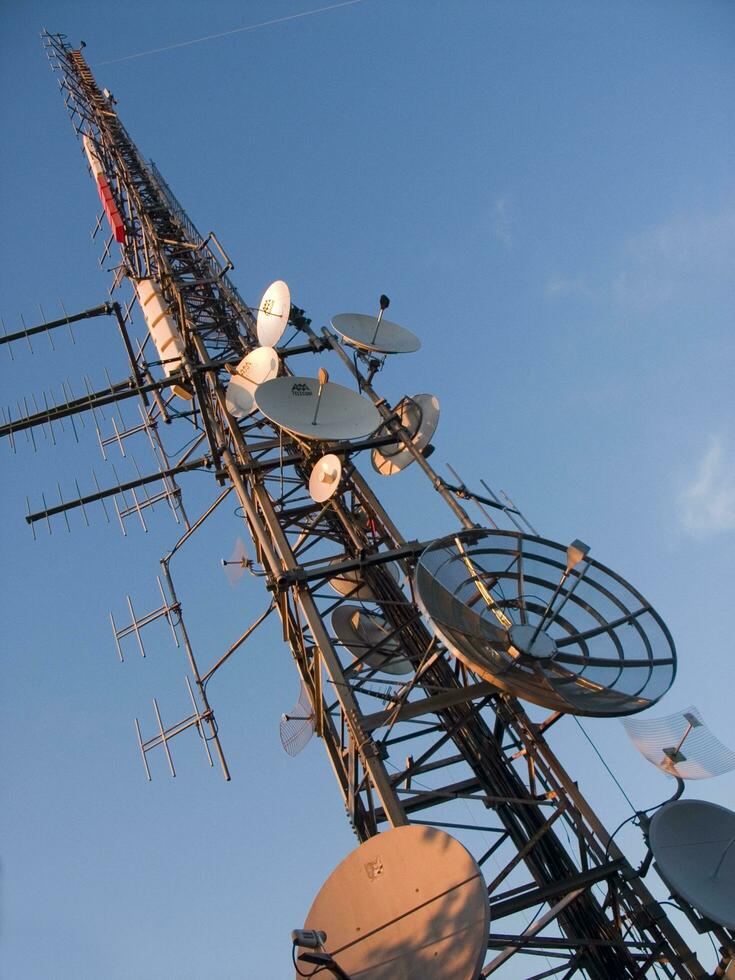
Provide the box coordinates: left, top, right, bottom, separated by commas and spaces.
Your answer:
257, 280, 291, 347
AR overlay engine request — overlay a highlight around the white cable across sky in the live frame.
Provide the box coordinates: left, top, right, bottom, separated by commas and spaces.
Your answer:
95, 0, 367, 66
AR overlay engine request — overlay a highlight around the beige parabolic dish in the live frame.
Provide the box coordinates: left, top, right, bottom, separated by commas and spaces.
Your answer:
225, 346, 279, 419
372, 393, 439, 476
298, 825, 489, 980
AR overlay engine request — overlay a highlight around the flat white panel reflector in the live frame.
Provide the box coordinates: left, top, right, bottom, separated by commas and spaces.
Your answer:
257, 280, 290, 347
372, 393, 439, 476
298, 825, 489, 980
649, 799, 735, 929
332, 604, 412, 675
331, 312, 421, 354
623, 705, 735, 779
414, 529, 676, 717
255, 376, 381, 441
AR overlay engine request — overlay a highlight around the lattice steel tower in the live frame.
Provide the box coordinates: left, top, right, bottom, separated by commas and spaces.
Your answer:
4, 31, 733, 979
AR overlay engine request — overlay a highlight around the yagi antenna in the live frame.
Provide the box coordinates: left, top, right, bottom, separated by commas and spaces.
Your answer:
109, 576, 180, 661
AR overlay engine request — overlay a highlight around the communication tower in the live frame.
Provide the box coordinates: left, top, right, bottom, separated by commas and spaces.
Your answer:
3, 31, 733, 978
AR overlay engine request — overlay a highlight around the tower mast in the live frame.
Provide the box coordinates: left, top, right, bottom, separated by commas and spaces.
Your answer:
4, 30, 726, 977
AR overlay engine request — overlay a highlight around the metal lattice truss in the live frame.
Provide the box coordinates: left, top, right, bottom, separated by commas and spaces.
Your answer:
4, 30, 731, 979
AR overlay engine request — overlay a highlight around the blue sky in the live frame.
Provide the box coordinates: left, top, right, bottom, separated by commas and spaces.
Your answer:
1, 1, 733, 977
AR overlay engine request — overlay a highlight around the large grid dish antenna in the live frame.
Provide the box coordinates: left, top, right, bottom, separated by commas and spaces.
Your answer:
255, 376, 381, 441
414, 529, 676, 717
225, 346, 279, 419
330, 312, 421, 354
649, 799, 735, 929
298, 825, 489, 980
256, 280, 291, 347
332, 604, 412, 675
623, 705, 735, 779
372, 393, 439, 476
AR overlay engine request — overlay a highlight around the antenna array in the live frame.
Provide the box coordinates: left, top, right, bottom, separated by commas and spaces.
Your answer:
3, 30, 732, 978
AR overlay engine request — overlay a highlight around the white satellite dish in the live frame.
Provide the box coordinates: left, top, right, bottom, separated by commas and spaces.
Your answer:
308, 453, 342, 503
257, 280, 291, 347
280, 680, 315, 757
332, 604, 412, 675
328, 558, 399, 602
225, 346, 280, 419
623, 705, 735, 780
649, 799, 735, 929
255, 375, 381, 441
331, 313, 421, 354
297, 825, 489, 980
414, 529, 676, 717
372, 393, 440, 476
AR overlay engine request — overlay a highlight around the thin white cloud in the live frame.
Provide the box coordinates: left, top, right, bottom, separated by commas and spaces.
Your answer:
546, 275, 590, 297
613, 205, 735, 311
492, 196, 512, 250
678, 436, 735, 537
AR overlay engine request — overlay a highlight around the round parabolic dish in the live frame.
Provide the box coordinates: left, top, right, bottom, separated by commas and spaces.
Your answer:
298, 825, 489, 980
255, 376, 381, 441
225, 346, 279, 418
332, 605, 412, 675
309, 453, 342, 503
331, 312, 421, 354
649, 800, 735, 929
328, 559, 399, 602
372, 394, 440, 476
413, 529, 676, 717
257, 279, 291, 347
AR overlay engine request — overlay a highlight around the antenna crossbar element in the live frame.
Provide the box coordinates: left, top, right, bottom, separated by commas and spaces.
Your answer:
109, 577, 179, 660
0, 301, 111, 347
134, 678, 214, 779
26, 456, 208, 528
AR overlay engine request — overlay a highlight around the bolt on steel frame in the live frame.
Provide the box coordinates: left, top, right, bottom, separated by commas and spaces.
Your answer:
3, 30, 732, 978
